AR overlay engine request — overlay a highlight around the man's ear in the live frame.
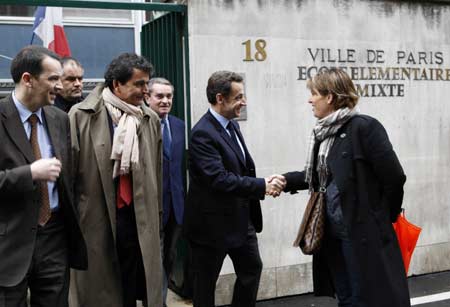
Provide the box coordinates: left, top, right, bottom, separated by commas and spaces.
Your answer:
216, 93, 224, 105
112, 80, 121, 94
22, 72, 33, 88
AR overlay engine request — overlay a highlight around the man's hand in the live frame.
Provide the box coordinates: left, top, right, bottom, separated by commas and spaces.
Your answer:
30, 158, 62, 182
265, 174, 286, 198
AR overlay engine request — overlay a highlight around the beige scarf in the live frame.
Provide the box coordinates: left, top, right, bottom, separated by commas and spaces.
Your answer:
102, 87, 143, 178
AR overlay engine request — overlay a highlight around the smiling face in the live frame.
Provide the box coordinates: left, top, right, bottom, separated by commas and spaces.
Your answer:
113, 68, 150, 106
30, 56, 63, 107
308, 88, 334, 119
217, 81, 246, 120
147, 83, 173, 118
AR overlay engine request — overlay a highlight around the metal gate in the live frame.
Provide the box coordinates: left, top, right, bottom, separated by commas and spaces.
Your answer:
141, 11, 192, 298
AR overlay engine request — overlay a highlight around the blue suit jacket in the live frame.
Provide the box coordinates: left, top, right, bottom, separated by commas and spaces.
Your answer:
163, 115, 186, 226
184, 111, 265, 248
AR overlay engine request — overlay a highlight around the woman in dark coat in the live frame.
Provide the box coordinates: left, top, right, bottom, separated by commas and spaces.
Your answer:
282, 68, 411, 306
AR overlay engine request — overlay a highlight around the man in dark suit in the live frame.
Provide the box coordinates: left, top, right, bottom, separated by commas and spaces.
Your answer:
184, 71, 285, 307
0, 45, 87, 306
146, 77, 186, 307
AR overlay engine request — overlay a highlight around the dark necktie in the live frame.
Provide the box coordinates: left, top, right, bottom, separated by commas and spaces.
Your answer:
28, 114, 51, 226
162, 118, 172, 159
227, 122, 244, 160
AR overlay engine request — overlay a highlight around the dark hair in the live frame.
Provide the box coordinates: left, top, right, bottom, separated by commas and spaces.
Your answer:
104, 53, 153, 91
61, 56, 82, 68
206, 71, 243, 104
10, 45, 60, 83
148, 77, 174, 94
307, 68, 359, 109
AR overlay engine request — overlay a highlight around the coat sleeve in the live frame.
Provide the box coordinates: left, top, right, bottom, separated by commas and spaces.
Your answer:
359, 117, 406, 222
189, 128, 266, 199
282, 171, 309, 194
0, 165, 34, 197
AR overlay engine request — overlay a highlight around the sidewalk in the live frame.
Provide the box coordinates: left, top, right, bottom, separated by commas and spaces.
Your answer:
167, 270, 450, 307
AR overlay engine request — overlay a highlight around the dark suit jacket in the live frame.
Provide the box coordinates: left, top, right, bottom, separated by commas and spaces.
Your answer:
0, 95, 87, 287
184, 110, 265, 249
163, 115, 186, 226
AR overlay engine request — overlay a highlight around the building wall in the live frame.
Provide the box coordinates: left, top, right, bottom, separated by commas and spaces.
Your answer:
187, 0, 450, 304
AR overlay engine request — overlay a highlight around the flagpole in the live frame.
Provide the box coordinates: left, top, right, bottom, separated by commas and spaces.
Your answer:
30, 32, 35, 45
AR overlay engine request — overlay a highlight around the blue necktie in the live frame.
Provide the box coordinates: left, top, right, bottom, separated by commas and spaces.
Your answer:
162, 118, 172, 159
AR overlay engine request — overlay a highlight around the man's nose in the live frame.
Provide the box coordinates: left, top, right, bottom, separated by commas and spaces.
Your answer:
55, 79, 63, 91
74, 78, 82, 87
143, 83, 149, 94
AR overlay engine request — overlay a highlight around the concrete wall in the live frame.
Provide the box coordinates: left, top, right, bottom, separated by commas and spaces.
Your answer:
187, 0, 450, 304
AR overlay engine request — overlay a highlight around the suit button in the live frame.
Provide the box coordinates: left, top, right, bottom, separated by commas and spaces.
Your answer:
342, 152, 348, 158
31, 227, 37, 232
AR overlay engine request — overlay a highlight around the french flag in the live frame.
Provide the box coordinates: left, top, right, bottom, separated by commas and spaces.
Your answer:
32, 7, 71, 57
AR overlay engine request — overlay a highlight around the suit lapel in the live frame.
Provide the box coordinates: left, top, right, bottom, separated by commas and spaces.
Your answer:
220, 124, 246, 167
165, 115, 173, 156
43, 107, 61, 159
1, 96, 34, 163
233, 121, 254, 166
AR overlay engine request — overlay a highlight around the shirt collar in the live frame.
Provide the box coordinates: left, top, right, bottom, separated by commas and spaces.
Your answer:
12, 91, 43, 124
209, 107, 229, 130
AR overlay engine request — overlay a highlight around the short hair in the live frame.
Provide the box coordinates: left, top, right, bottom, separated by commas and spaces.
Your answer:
307, 68, 359, 110
104, 53, 153, 91
10, 45, 60, 84
61, 56, 83, 69
148, 77, 174, 94
206, 71, 243, 105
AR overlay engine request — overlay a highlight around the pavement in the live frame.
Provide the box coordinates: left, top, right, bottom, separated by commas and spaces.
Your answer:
167, 270, 450, 307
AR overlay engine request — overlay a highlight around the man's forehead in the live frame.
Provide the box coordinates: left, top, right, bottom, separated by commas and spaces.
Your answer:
63, 61, 83, 74
41, 56, 62, 75
230, 82, 244, 93
152, 83, 173, 93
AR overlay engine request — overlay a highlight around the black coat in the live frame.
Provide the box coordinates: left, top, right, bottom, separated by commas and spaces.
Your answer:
0, 95, 87, 287
284, 115, 410, 307
184, 111, 265, 249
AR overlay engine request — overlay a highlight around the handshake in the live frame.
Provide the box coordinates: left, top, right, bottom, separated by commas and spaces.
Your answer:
264, 174, 286, 198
